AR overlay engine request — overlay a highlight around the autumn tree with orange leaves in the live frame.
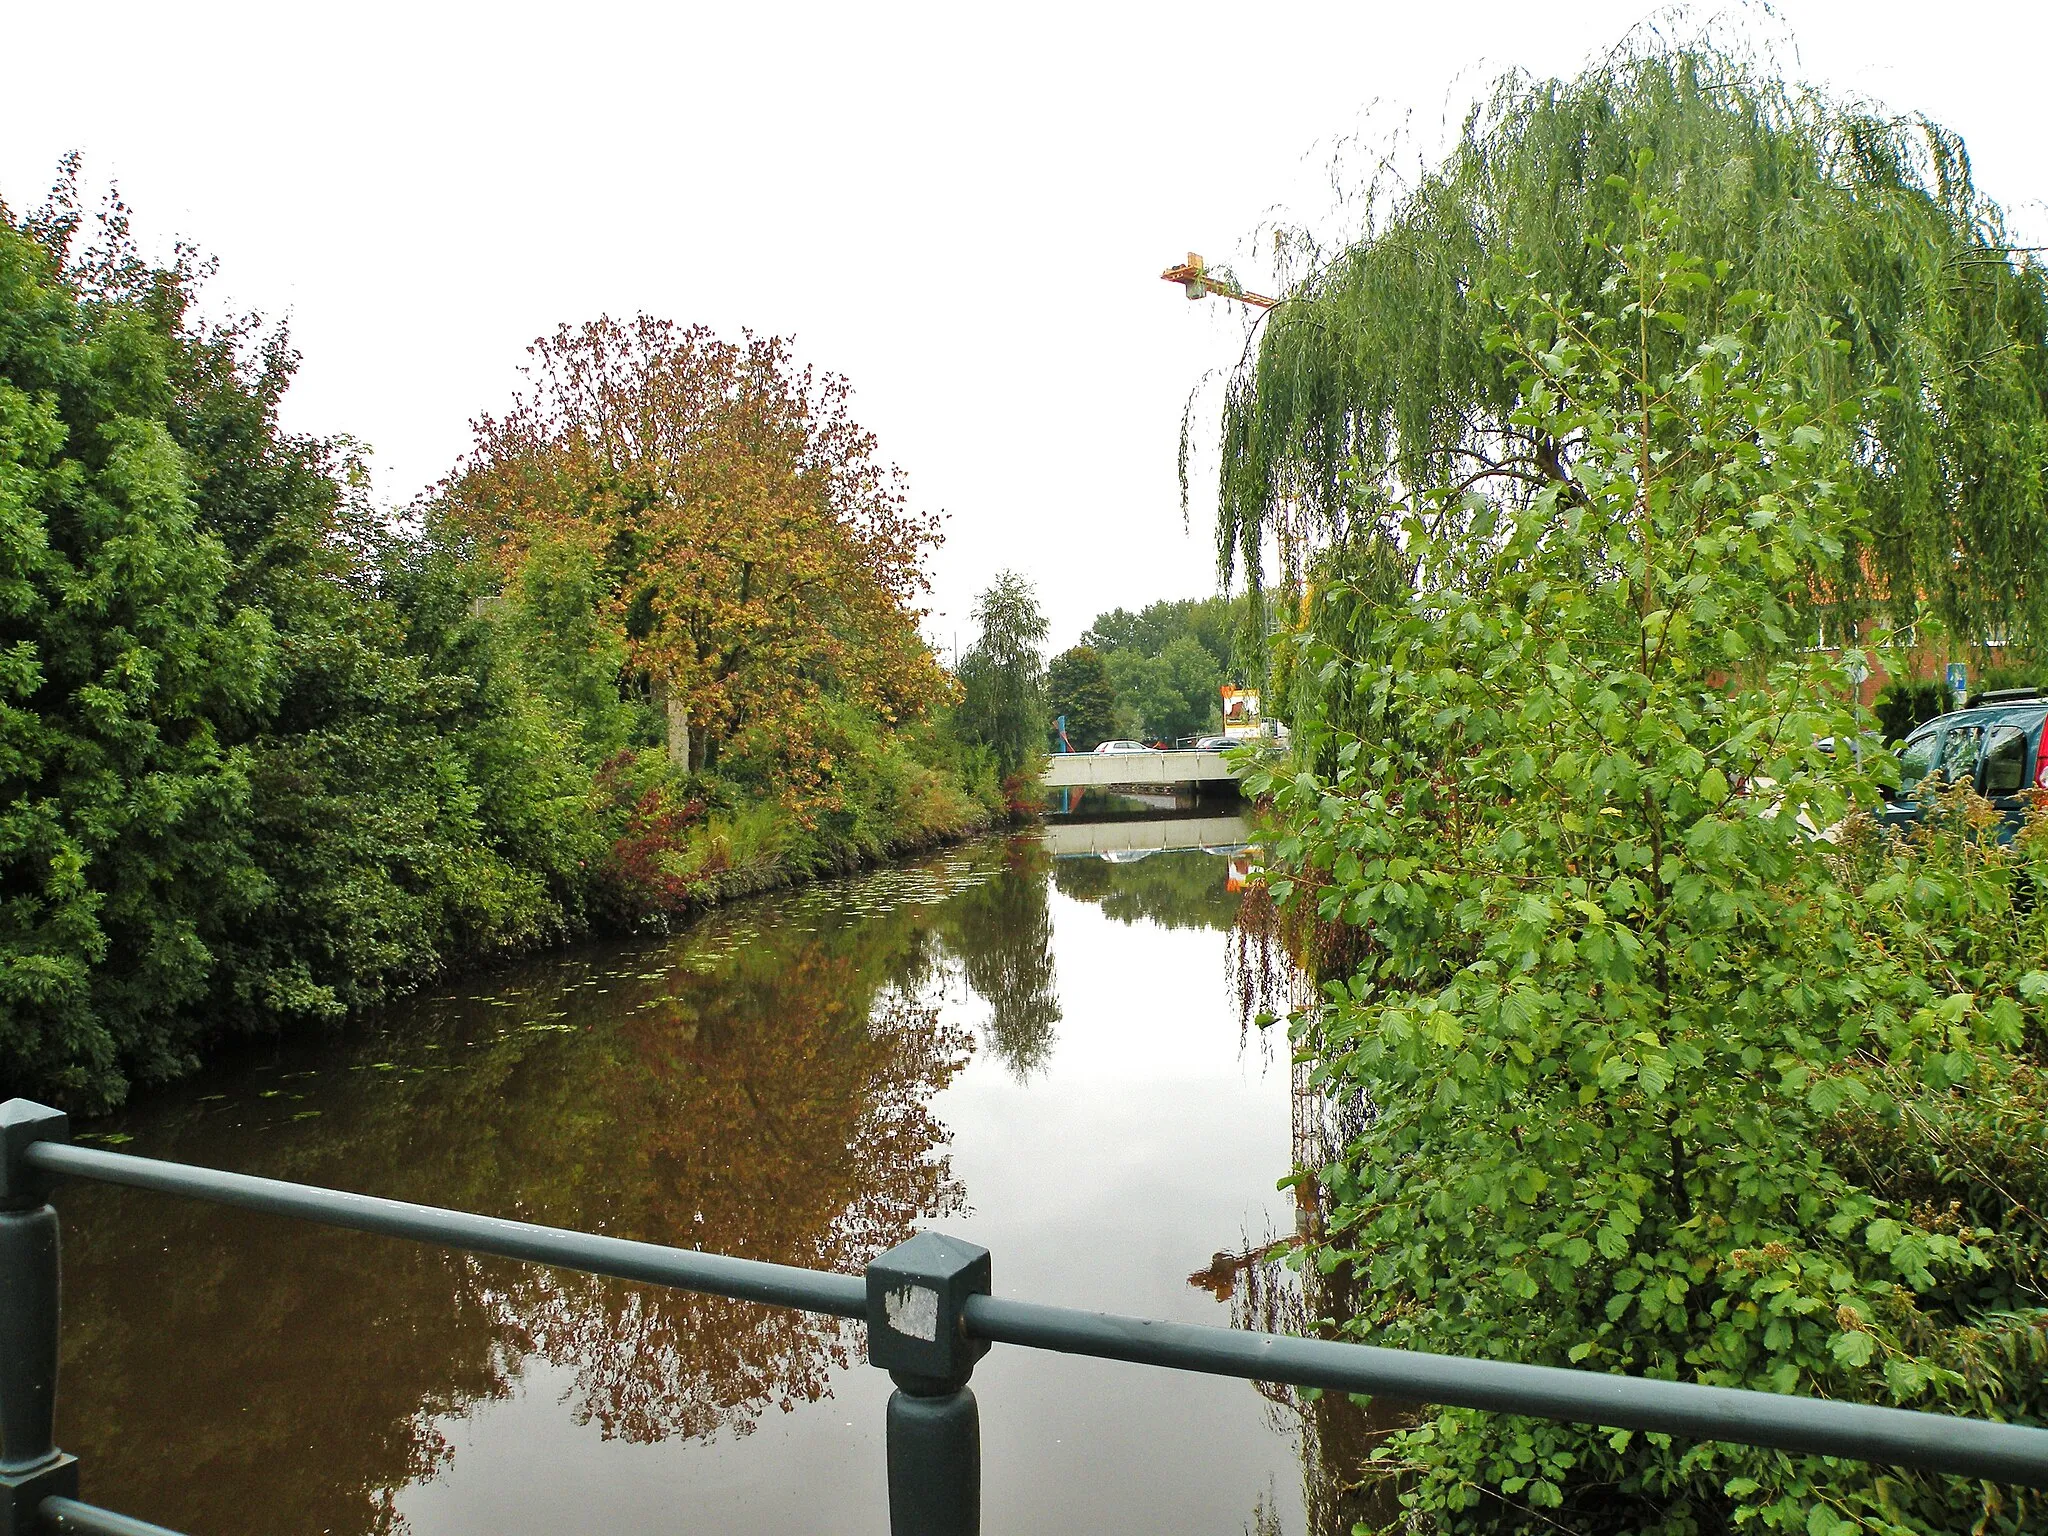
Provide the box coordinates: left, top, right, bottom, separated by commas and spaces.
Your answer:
446, 317, 951, 786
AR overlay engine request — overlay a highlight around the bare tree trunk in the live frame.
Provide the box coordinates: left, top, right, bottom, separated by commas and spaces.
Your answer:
652, 677, 691, 768
668, 694, 691, 770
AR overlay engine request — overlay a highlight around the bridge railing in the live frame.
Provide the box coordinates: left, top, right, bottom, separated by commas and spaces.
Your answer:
4, 1097, 2046, 1535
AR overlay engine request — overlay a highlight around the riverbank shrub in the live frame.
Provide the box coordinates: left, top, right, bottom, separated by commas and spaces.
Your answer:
1255, 206, 2048, 1533
0, 182, 616, 1108
0, 209, 274, 1102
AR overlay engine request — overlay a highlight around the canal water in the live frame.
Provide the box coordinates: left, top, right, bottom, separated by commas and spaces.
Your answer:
52, 831, 1349, 1535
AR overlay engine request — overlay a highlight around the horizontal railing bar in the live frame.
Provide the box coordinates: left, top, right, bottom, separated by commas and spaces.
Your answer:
961, 1295, 2048, 1487
23, 1141, 866, 1320
29, 1136, 2048, 1488
39, 1496, 187, 1536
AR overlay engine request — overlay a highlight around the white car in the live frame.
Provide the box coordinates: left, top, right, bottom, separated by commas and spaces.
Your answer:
1093, 739, 1154, 754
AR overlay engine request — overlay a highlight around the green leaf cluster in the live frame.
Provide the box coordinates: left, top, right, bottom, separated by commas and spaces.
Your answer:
1254, 206, 2048, 1532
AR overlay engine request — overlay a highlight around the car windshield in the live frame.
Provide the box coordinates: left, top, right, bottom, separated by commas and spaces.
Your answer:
1940, 726, 1983, 782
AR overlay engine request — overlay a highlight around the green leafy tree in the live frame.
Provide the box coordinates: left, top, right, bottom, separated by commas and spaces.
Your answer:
1079, 595, 1242, 739
1105, 635, 1221, 743
954, 571, 1047, 775
499, 533, 648, 763
1872, 677, 1948, 743
1256, 208, 2048, 1532
1158, 634, 1222, 737
0, 213, 274, 1103
1213, 39, 2048, 670
1104, 650, 1175, 741
1046, 644, 1116, 751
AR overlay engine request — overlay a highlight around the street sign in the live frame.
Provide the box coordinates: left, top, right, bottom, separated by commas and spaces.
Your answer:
1947, 662, 1968, 709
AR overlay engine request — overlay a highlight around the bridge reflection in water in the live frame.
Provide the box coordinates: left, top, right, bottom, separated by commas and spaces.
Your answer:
1039, 813, 1251, 860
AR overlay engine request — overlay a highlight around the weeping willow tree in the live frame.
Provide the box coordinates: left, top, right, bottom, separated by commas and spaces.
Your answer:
1214, 39, 2048, 669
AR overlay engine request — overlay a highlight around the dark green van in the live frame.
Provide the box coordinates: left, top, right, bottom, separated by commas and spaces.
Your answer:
1880, 689, 2048, 839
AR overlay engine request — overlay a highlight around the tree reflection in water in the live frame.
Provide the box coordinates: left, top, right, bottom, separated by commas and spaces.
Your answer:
1206, 1237, 1410, 1536
480, 986, 971, 1447
942, 840, 1062, 1077
56, 857, 991, 1535
1051, 846, 1241, 932
1212, 869, 1405, 1535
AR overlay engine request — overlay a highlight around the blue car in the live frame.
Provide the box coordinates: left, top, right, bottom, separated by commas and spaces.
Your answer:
1880, 689, 2048, 839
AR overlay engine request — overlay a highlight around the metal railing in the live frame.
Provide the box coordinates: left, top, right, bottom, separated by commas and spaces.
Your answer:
3, 1097, 2046, 1535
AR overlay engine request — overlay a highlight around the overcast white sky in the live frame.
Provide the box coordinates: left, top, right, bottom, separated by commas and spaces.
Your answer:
5, 2, 2044, 651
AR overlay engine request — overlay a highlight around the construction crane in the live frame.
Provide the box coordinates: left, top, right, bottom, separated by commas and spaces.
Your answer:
1160, 252, 1277, 309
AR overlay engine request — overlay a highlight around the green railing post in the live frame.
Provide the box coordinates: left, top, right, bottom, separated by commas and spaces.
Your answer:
0, 1101, 77, 1535
865, 1233, 991, 1536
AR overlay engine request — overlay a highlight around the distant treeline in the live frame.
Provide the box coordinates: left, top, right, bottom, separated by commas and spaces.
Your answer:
1047, 595, 1252, 748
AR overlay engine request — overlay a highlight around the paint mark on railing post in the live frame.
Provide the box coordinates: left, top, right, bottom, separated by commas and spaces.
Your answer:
865, 1233, 993, 1536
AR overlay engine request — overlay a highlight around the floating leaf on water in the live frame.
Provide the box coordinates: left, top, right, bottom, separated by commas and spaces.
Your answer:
292, 1110, 321, 1122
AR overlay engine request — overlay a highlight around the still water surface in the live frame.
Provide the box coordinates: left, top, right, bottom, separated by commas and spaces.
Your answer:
56, 833, 1338, 1534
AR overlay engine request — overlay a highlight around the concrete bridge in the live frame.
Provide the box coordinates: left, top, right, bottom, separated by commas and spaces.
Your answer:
1039, 749, 1238, 789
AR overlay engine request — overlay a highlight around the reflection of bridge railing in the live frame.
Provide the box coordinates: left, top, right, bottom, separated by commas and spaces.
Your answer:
1040, 815, 1250, 859
5, 1097, 2046, 1536
1040, 750, 1239, 789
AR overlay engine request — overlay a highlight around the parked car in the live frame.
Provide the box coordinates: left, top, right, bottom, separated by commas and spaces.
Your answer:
1092, 739, 1155, 754
1880, 689, 2048, 840
1191, 735, 1232, 752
